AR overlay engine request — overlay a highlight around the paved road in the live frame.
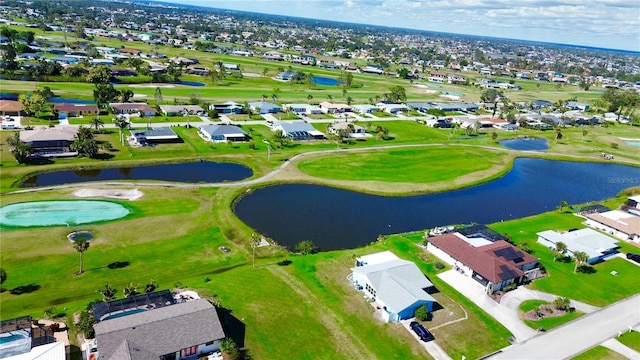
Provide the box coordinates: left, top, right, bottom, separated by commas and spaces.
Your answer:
490, 294, 640, 359
399, 319, 452, 360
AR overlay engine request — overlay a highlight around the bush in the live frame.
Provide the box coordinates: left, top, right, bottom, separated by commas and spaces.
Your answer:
434, 262, 445, 270
76, 311, 95, 339
414, 305, 430, 321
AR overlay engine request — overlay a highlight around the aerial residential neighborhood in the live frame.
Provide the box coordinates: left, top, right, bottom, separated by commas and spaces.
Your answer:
0, 0, 639, 360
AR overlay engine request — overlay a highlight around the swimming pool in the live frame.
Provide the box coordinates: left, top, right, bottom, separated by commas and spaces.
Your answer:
0, 200, 129, 227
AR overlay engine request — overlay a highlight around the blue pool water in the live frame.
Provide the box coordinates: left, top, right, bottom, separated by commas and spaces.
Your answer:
311, 76, 341, 86
102, 308, 147, 321
48, 97, 95, 104
0, 332, 28, 344
0, 200, 129, 227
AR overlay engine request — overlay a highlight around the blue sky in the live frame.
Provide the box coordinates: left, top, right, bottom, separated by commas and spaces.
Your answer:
157, 0, 640, 52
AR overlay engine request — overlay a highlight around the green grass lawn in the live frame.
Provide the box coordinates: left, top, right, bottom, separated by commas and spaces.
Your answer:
616, 330, 640, 352
570, 346, 629, 360
298, 146, 507, 183
489, 208, 640, 307
518, 300, 584, 330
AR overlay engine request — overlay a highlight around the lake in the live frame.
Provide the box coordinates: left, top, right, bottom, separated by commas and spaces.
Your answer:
234, 159, 639, 251
20, 161, 253, 187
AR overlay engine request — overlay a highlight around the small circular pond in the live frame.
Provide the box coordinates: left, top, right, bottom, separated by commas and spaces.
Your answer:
311, 76, 341, 86
20, 161, 253, 188
67, 230, 94, 242
0, 200, 129, 228
500, 137, 549, 151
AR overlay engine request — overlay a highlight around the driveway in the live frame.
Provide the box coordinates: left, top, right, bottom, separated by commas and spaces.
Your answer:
489, 294, 640, 359
399, 319, 452, 360
438, 270, 537, 343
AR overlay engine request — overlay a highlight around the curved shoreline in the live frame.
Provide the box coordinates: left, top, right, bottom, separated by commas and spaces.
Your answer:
2, 143, 639, 198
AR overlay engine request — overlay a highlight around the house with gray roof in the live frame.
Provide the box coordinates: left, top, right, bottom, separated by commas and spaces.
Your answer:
199, 124, 248, 142
350, 251, 436, 322
248, 101, 280, 114
536, 228, 619, 264
19, 126, 78, 158
272, 121, 325, 140
94, 298, 225, 360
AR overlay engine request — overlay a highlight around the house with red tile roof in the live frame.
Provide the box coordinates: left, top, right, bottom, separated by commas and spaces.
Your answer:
426, 232, 541, 294
53, 103, 99, 117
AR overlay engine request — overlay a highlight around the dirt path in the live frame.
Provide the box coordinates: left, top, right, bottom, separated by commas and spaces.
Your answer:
268, 266, 378, 360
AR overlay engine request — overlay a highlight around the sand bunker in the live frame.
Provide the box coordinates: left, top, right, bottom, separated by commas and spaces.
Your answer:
73, 188, 144, 201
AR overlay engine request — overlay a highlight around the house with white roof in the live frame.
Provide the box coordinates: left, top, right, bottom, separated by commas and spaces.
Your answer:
327, 122, 371, 139
281, 104, 322, 115
536, 228, 619, 264
350, 251, 436, 322
585, 210, 640, 243
199, 124, 248, 143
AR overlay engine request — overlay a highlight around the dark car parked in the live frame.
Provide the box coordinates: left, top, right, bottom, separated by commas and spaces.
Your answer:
626, 253, 640, 264
410, 321, 434, 342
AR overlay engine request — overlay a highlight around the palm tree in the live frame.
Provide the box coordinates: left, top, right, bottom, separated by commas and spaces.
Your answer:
307, 94, 313, 102
250, 233, 261, 268
90, 117, 104, 132
553, 241, 567, 262
99, 284, 117, 301
559, 200, 569, 212
73, 238, 90, 274
115, 116, 129, 145
573, 251, 589, 273
123, 282, 139, 297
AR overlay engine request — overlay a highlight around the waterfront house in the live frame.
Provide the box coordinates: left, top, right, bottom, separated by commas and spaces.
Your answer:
536, 228, 619, 264
350, 251, 437, 322
199, 124, 248, 142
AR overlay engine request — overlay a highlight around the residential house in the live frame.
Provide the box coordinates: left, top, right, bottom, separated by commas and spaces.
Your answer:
428, 71, 446, 83
159, 105, 205, 116
248, 101, 280, 114
361, 65, 384, 75
627, 195, 640, 210
0, 316, 65, 360
272, 121, 325, 140
199, 124, 248, 142
536, 228, 619, 264
318, 101, 351, 114
109, 103, 156, 117
565, 101, 590, 111
0, 100, 22, 117
427, 232, 541, 294
209, 101, 243, 114
53, 103, 99, 117
118, 48, 141, 56
93, 291, 226, 360
530, 99, 554, 110
350, 251, 437, 322
376, 102, 407, 114
351, 104, 378, 114
130, 127, 180, 145
448, 74, 466, 84
585, 210, 640, 243
281, 104, 322, 115
19, 126, 78, 157
327, 122, 371, 139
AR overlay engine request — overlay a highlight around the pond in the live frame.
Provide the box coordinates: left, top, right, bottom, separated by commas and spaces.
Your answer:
441, 91, 464, 97
48, 97, 96, 104
500, 137, 549, 151
174, 80, 206, 87
311, 76, 341, 86
234, 159, 639, 251
625, 141, 640, 147
0, 200, 129, 227
20, 161, 253, 187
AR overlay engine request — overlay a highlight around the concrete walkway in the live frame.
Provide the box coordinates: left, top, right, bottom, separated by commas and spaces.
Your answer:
601, 338, 640, 360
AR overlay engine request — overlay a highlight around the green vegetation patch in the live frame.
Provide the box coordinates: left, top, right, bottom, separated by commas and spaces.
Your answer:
570, 346, 629, 360
616, 330, 640, 352
298, 146, 505, 183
